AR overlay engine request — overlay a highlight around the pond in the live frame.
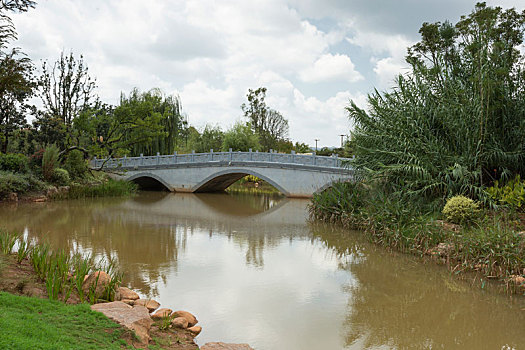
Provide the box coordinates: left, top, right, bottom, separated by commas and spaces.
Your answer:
1, 192, 524, 349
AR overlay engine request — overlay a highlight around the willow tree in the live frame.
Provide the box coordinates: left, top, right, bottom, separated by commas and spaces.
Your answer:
119, 88, 185, 156
348, 2, 525, 201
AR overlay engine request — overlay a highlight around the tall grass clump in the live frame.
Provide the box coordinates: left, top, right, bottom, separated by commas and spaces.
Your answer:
25, 237, 123, 303
0, 230, 19, 254
52, 179, 137, 200
42, 145, 60, 181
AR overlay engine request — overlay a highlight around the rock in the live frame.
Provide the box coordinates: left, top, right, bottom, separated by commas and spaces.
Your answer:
170, 316, 188, 329
171, 310, 198, 327
121, 299, 135, 306
429, 242, 455, 257
46, 186, 58, 197
91, 301, 153, 344
83, 274, 89, 282
510, 275, 525, 287
151, 308, 173, 320
8, 192, 18, 202
33, 197, 47, 202
58, 186, 70, 194
201, 343, 254, 350
187, 325, 202, 336
134, 299, 160, 313
116, 286, 139, 301
82, 271, 111, 300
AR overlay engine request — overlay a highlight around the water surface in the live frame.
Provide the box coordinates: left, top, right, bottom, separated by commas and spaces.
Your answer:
1, 192, 524, 349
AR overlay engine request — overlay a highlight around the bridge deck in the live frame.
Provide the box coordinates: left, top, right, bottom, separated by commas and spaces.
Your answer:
92, 150, 352, 173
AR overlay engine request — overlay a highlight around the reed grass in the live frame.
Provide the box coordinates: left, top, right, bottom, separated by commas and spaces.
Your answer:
1, 229, 124, 303
51, 179, 137, 200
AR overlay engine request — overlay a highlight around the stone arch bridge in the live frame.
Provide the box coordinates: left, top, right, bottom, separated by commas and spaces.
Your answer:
92, 150, 353, 198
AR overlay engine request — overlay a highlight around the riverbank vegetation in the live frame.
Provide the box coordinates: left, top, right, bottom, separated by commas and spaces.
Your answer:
310, 3, 525, 293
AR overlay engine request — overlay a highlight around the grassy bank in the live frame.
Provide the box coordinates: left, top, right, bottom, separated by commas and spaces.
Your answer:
309, 182, 525, 293
0, 292, 131, 350
51, 178, 138, 200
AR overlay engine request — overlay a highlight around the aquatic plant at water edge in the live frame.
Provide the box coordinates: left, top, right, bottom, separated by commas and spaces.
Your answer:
0, 230, 19, 254
51, 179, 137, 200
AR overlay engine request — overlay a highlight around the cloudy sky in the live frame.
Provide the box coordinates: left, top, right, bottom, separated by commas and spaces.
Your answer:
11, 0, 525, 147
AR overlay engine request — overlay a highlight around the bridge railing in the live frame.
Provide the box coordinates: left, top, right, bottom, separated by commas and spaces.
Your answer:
91, 150, 352, 170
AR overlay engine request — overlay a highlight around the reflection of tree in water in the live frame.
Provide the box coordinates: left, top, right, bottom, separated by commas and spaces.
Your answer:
0, 199, 186, 297
311, 223, 525, 349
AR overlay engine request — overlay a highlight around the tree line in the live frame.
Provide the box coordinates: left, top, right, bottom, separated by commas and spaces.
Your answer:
0, 1, 316, 165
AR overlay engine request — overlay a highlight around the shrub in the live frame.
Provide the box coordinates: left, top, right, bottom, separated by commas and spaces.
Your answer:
29, 149, 45, 170
64, 150, 88, 180
51, 168, 70, 186
442, 195, 480, 224
0, 171, 46, 198
486, 175, 525, 210
0, 153, 28, 173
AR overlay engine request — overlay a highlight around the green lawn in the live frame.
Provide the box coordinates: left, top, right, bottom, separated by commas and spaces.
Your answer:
0, 292, 131, 349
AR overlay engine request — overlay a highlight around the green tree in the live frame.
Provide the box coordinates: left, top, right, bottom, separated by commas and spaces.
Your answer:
0, 49, 34, 153
188, 124, 223, 153
73, 102, 164, 166
222, 122, 260, 152
123, 88, 186, 156
37, 51, 96, 149
347, 2, 525, 201
0, 0, 36, 153
241, 87, 289, 151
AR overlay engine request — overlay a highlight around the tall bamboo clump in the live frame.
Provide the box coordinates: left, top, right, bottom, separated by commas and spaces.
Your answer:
348, 3, 525, 203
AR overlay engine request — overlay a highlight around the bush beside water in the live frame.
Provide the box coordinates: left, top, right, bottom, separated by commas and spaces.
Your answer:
309, 181, 525, 287
51, 179, 138, 200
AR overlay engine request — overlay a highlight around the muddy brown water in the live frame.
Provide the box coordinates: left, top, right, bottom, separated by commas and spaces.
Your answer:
1, 192, 524, 349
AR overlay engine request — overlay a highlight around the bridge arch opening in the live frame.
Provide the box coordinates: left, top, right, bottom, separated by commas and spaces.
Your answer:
193, 170, 288, 196
129, 174, 171, 191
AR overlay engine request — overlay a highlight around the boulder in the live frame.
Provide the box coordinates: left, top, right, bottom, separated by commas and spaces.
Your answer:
187, 325, 202, 336
121, 299, 135, 306
134, 299, 160, 313
428, 242, 455, 257
151, 308, 173, 320
46, 186, 58, 198
91, 301, 153, 344
82, 271, 111, 300
171, 310, 198, 327
116, 286, 139, 301
8, 192, 18, 202
201, 343, 254, 350
170, 316, 188, 329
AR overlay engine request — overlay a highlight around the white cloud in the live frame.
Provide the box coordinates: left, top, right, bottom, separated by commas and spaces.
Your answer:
299, 54, 363, 83
10, 0, 524, 147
